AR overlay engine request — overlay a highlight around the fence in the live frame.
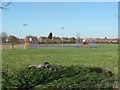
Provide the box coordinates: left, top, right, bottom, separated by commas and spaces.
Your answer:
2, 44, 25, 49
2, 43, 101, 49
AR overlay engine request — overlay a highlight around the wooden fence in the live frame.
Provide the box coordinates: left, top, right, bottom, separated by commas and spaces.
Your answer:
2, 44, 25, 49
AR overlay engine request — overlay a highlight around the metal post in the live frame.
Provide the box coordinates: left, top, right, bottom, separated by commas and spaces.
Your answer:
23, 24, 28, 49
60, 27, 64, 47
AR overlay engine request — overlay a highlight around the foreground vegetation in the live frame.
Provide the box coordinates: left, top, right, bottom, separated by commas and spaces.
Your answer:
2, 63, 117, 89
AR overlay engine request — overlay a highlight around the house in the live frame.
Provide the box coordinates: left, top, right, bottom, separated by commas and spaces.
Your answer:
107, 38, 118, 43
25, 36, 39, 44
52, 36, 61, 43
62, 37, 70, 42
38, 36, 48, 43
19, 38, 25, 44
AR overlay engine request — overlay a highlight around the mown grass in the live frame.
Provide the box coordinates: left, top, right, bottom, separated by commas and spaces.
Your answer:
2, 44, 118, 74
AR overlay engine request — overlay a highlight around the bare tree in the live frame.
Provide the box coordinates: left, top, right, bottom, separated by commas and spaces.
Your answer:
76, 32, 80, 45
0, 0, 12, 10
0, 32, 8, 43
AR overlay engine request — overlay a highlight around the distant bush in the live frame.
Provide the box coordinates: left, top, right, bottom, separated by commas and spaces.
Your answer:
2, 63, 116, 90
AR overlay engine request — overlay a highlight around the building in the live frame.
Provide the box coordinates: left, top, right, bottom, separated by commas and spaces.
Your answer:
25, 36, 39, 44
62, 37, 70, 42
19, 38, 25, 44
52, 36, 61, 43
38, 36, 48, 43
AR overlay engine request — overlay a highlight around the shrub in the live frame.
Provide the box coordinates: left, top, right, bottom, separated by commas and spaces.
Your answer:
2, 63, 116, 90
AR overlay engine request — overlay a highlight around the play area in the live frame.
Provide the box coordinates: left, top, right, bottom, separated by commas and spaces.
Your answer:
24, 38, 100, 49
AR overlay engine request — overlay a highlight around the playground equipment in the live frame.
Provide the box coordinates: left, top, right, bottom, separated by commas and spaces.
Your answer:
24, 37, 32, 49
76, 38, 99, 48
24, 43, 30, 49
83, 38, 99, 48
82, 39, 89, 48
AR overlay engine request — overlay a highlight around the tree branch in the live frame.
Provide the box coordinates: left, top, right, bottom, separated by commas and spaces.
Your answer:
0, 0, 12, 10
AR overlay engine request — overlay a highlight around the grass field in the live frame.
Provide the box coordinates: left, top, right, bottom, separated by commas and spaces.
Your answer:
2, 44, 118, 74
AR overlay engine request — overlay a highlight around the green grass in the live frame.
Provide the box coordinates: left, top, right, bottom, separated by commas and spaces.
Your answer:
2, 44, 118, 74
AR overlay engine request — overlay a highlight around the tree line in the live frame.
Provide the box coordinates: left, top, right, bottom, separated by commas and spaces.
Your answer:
0, 32, 19, 44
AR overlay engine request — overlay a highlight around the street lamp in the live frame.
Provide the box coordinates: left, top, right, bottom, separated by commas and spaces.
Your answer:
23, 24, 28, 42
60, 27, 64, 47
23, 23, 29, 49
76, 32, 80, 47
61, 37, 63, 47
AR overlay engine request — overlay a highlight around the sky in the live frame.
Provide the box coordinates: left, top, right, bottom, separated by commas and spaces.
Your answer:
2, 2, 118, 38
